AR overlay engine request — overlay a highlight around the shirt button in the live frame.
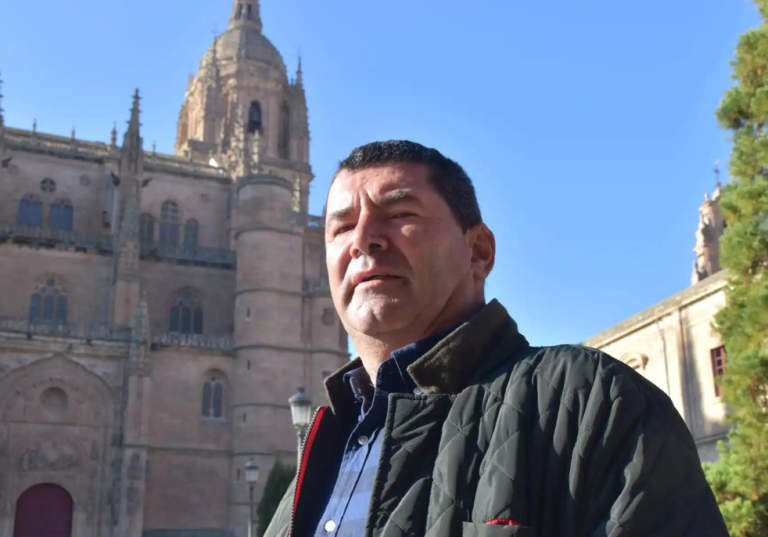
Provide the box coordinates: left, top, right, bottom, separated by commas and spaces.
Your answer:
358, 435, 369, 446
324, 520, 337, 532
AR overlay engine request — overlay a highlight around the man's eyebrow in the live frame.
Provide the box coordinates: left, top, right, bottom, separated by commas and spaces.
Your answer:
327, 206, 354, 222
378, 189, 421, 206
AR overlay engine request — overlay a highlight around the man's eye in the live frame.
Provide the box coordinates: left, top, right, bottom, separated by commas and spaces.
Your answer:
335, 225, 354, 235
391, 212, 414, 219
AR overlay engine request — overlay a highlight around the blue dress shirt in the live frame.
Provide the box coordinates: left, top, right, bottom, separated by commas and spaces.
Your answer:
312, 331, 447, 537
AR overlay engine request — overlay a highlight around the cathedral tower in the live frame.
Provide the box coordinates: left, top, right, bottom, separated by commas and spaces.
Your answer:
691, 181, 726, 285
175, 0, 311, 212
173, 3, 345, 535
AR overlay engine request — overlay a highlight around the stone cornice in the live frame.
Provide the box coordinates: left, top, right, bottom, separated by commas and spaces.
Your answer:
582, 269, 729, 349
233, 224, 301, 239
236, 173, 293, 192
5, 127, 231, 183
234, 342, 349, 358
235, 286, 304, 298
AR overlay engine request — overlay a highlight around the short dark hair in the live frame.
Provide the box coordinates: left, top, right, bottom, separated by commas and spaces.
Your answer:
333, 140, 482, 231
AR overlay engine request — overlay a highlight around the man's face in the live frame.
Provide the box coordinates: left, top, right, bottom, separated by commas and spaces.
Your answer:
325, 163, 477, 339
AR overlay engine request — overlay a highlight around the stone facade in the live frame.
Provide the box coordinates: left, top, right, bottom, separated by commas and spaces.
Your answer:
0, 2, 348, 536
583, 185, 729, 463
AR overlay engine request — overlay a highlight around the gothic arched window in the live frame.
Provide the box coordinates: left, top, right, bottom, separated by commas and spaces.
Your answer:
140, 213, 155, 244
170, 292, 203, 335
184, 219, 199, 249
248, 101, 262, 134
278, 101, 290, 160
202, 373, 225, 419
48, 199, 74, 231
159, 201, 180, 247
30, 278, 68, 323
17, 194, 43, 228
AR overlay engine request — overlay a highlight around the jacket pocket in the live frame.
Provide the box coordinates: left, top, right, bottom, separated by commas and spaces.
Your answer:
461, 522, 533, 537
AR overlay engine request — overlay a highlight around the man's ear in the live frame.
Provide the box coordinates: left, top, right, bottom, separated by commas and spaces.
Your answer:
466, 223, 495, 281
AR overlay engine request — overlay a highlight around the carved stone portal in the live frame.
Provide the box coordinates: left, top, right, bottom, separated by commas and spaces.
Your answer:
19, 439, 80, 472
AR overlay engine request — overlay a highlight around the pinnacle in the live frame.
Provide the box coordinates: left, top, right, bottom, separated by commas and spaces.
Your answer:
128, 89, 141, 133
0, 70, 4, 127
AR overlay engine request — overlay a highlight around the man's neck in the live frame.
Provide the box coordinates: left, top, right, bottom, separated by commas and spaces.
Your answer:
351, 300, 485, 381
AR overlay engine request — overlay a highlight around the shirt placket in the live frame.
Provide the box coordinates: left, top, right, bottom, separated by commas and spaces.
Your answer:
319, 396, 384, 536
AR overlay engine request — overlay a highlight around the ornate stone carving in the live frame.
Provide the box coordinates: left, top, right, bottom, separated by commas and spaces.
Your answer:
321, 308, 335, 326
152, 332, 234, 351
127, 482, 140, 516
127, 452, 143, 480
19, 439, 80, 472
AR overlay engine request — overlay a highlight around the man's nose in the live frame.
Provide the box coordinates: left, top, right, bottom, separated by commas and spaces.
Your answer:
350, 215, 387, 258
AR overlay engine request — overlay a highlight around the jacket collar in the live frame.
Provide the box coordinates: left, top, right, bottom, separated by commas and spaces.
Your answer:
324, 299, 529, 416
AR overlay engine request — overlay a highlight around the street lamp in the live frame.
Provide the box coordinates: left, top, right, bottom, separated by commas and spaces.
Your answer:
245, 459, 259, 537
289, 387, 312, 467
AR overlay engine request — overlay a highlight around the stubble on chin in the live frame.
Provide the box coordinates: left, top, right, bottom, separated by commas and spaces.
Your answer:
345, 293, 410, 336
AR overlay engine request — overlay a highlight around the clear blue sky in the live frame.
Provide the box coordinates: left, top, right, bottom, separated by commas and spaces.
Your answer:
0, 0, 760, 346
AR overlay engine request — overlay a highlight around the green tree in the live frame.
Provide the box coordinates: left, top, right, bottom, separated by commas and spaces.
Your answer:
703, 2, 768, 535
257, 460, 296, 536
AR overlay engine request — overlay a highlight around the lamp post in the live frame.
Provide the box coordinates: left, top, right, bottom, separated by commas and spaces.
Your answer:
245, 459, 260, 537
288, 387, 312, 467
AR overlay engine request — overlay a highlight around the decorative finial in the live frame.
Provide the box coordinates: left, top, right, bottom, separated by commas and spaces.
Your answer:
111, 121, 118, 147
32, 118, 37, 134
152, 141, 157, 155
296, 54, 303, 86
71, 127, 76, 141
0, 70, 5, 128
713, 159, 721, 188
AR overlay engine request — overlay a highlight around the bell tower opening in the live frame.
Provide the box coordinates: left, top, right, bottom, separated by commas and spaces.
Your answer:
248, 101, 262, 134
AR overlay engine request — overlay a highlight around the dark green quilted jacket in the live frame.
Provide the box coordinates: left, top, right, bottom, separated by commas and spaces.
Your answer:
264, 300, 728, 537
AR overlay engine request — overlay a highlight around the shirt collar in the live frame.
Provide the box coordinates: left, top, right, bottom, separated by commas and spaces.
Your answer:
343, 325, 459, 407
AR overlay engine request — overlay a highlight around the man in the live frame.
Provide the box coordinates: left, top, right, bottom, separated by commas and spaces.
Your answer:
264, 141, 728, 537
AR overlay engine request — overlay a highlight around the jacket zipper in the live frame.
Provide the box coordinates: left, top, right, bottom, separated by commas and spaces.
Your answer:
287, 405, 323, 537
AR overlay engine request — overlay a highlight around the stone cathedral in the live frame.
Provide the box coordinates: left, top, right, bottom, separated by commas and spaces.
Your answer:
0, 2, 347, 537
584, 182, 730, 463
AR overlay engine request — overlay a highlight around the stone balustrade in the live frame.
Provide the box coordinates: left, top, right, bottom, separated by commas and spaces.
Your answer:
140, 242, 236, 268
0, 317, 234, 351
152, 332, 235, 351
0, 317, 132, 341
0, 225, 114, 253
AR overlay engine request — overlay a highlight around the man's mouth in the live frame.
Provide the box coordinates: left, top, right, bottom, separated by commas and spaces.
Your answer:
362, 274, 397, 282
352, 270, 403, 288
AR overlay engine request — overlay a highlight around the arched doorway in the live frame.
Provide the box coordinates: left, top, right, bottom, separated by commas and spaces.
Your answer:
13, 483, 73, 537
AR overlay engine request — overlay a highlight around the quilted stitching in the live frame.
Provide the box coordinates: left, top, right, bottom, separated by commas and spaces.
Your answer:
265, 343, 728, 537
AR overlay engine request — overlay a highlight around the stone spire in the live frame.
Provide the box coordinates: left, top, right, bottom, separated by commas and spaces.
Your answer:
0, 71, 5, 158
0, 70, 5, 130
229, 0, 262, 33
205, 36, 222, 87
122, 90, 143, 175
296, 55, 304, 87
111, 122, 118, 148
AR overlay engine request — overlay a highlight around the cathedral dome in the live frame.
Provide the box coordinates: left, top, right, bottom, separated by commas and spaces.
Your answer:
214, 26, 287, 75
